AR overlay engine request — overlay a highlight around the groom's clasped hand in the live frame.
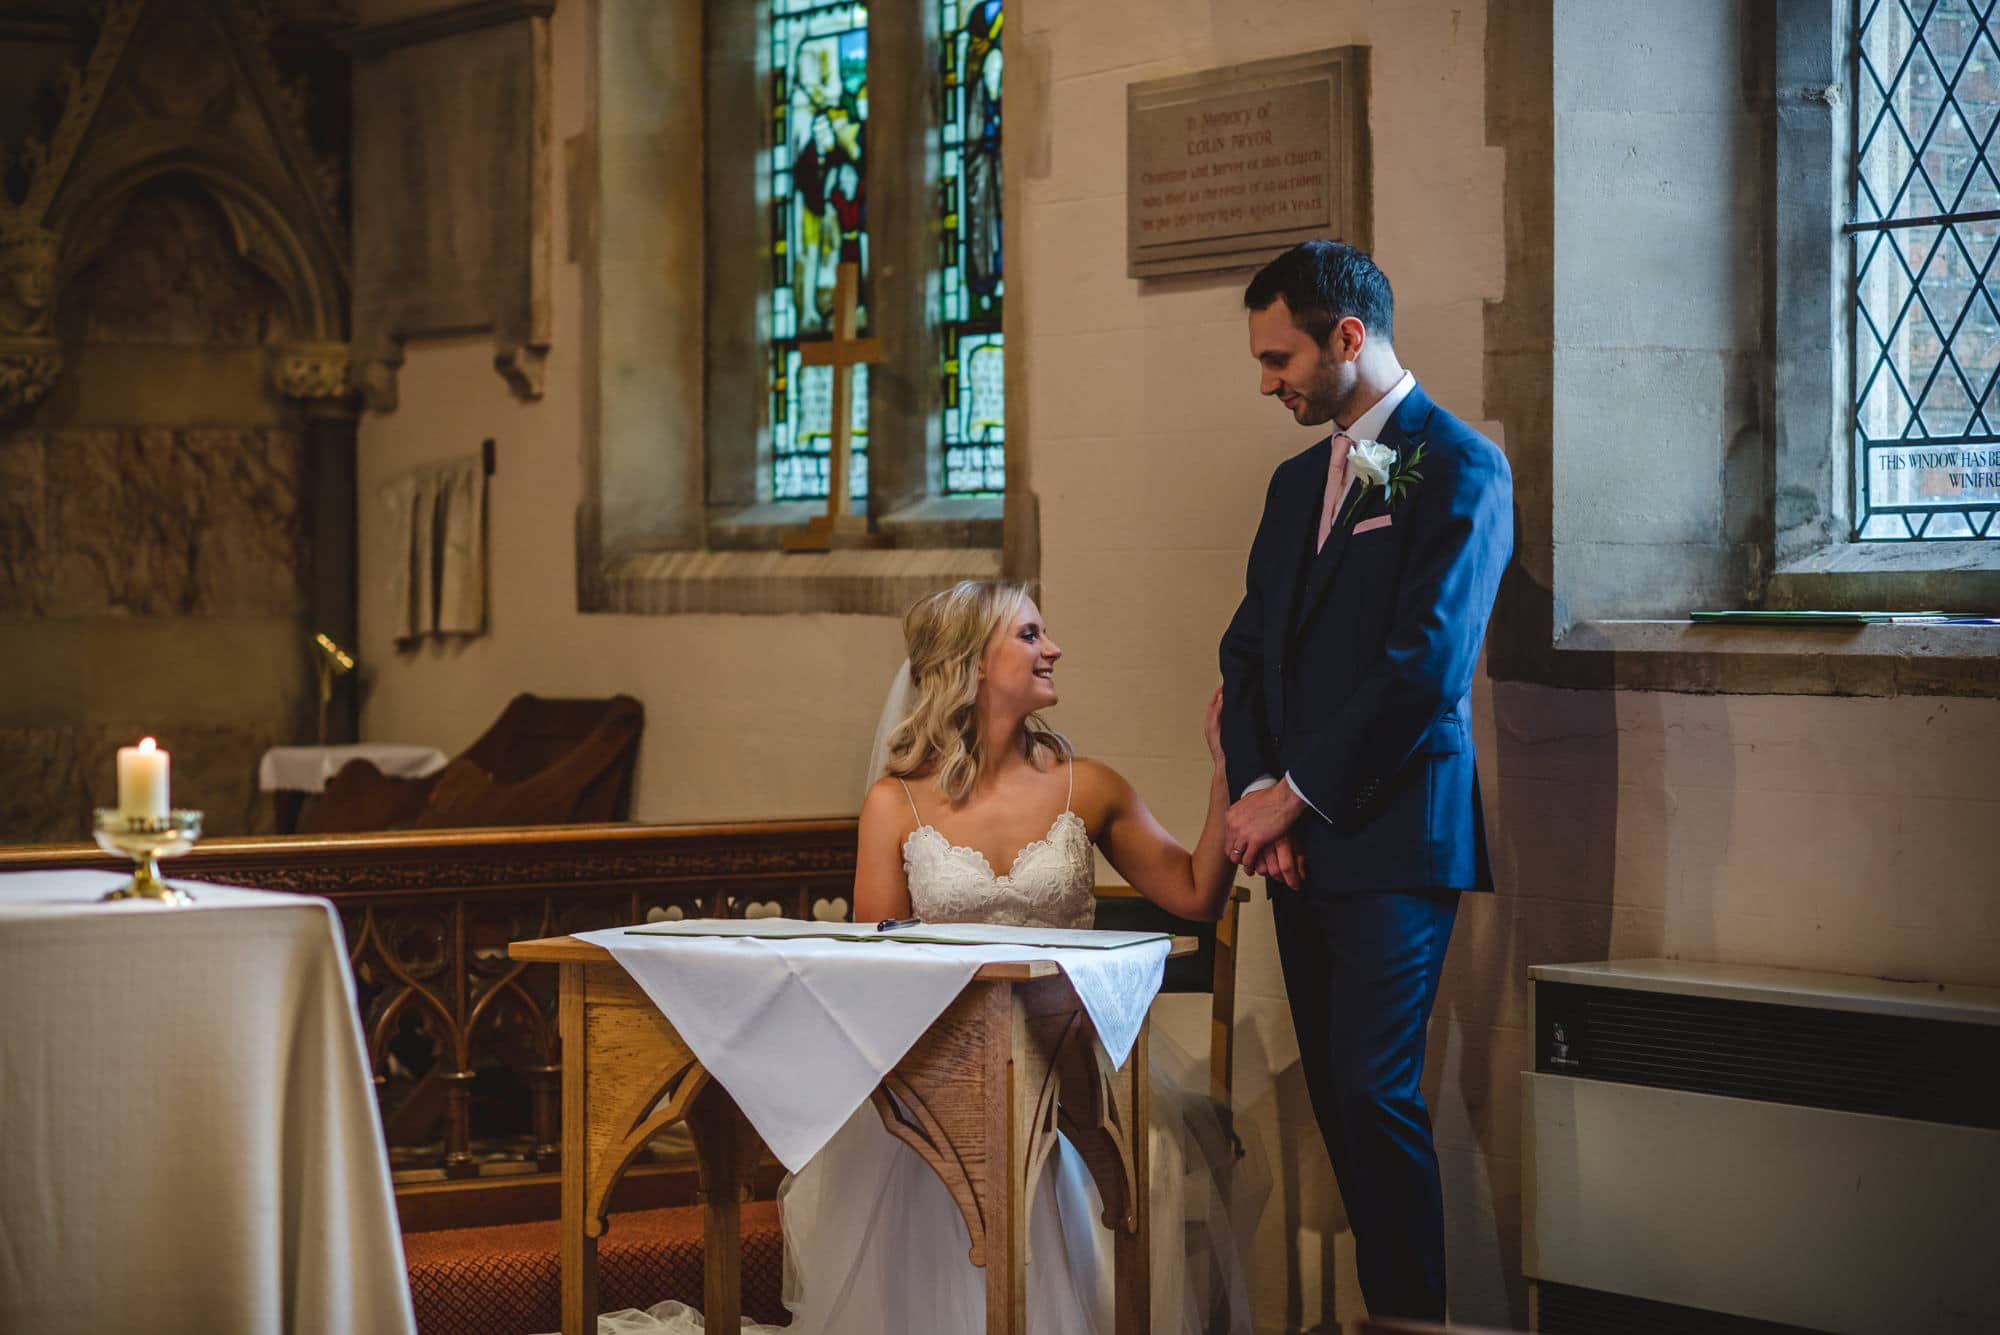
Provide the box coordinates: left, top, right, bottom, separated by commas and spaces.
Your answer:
1203, 684, 1307, 892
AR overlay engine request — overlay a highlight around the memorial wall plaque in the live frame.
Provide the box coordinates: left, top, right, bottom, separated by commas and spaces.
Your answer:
1127, 47, 1369, 279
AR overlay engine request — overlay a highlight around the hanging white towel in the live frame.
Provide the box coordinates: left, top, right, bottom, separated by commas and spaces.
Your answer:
381, 472, 423, 645
434, 458, 486, 635
382, 454, 486, 645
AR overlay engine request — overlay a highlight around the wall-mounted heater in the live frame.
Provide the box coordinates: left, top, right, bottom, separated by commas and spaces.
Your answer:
1523, 959, 2000, 1335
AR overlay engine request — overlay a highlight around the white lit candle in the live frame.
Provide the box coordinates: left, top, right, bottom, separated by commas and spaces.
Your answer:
116, 736, 170, 820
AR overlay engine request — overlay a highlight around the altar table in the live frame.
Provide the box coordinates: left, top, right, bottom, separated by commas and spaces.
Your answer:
0, 871, 416, 1335
508, 931, 1196, 1335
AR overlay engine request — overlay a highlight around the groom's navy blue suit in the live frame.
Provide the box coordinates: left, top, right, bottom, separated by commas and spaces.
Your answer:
1219, 379, 1511, 1320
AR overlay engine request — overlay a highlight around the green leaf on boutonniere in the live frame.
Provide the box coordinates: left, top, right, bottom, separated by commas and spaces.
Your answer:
1386, 443, 1426, 507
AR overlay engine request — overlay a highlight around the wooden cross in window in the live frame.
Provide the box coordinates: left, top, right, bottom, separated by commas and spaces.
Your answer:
784, 261, 892, 551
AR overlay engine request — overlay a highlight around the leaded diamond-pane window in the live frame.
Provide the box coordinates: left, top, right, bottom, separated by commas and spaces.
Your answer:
1851, 0, 2000, 539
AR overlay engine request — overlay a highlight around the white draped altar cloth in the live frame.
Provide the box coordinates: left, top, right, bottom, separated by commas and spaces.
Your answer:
577, 919, 1172, 1173
0, 871, 417, 1335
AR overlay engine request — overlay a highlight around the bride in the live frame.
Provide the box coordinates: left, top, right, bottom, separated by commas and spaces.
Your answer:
604, 579, 1262, 1334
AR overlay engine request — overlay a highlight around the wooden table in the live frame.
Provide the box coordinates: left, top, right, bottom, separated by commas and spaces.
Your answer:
509, 933, 1195, 1334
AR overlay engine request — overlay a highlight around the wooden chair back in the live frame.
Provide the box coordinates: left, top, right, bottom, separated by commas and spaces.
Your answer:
304, 693, 644, 833
1091, 883, 1250, 1107
418, 693, 644, 826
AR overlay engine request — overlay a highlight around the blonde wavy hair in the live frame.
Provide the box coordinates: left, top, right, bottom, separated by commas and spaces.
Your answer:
883, 580, 1070, 804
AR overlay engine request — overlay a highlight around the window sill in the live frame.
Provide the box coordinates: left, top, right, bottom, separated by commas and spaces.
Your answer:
1777, 538, 2000, 576
705, 497, 1003, 552
879, 496, 1004, 549
705, 502, 836, 552
1765, 537, 2000, 618
1545, 618, 1998, 698
593, 547, 1003, 616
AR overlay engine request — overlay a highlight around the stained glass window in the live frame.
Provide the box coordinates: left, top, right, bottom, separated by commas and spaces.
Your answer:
939, 0, 1005, 495
771, 1, 871, 502
1851, 0, 2000, 540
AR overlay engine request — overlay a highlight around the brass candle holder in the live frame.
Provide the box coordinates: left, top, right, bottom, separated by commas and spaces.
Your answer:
92, 808, 203, 904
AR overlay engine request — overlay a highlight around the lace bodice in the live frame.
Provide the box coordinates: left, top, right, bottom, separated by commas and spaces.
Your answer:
898, 773, 1097, 930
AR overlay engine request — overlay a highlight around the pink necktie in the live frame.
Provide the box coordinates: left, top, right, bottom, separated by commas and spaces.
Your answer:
1316, 433, 1353, 553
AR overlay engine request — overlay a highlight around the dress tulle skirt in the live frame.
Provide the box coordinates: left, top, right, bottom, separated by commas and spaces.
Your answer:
579, 1029, 1267, 1335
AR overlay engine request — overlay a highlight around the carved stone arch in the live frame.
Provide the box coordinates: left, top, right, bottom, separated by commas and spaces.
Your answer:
0, 0, 357, 414
52, 153, 346, 345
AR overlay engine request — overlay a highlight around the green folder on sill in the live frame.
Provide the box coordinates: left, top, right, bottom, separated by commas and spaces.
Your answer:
1691, 609, 1959, 625
624, 919, 1171, 951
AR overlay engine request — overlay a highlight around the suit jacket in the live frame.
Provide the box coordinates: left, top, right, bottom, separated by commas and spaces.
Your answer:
1218, 381, 1512, 894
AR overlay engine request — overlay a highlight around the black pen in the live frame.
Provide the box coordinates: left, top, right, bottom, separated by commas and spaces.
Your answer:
876, 916, 923, 932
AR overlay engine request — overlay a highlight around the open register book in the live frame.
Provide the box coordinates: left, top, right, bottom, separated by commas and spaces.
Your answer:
623, 918, 1170, 951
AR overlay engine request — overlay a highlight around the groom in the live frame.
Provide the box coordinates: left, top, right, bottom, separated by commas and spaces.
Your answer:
1218, 240, 1512, 1320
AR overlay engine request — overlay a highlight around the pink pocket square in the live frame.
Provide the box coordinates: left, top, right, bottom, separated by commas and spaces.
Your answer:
1353, 514, 1394, 535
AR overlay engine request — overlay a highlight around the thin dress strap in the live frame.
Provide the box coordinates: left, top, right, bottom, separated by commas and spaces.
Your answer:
896, 777, 923, 826
1064, 744, 1075, 812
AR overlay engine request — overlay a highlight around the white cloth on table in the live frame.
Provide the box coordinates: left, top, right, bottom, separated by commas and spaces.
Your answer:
257, 742, 450, 793
576, 920, 1171, 1173
0, 871, 416, 1335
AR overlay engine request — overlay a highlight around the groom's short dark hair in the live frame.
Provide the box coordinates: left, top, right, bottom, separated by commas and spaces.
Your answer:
1244, 240, 1394, 348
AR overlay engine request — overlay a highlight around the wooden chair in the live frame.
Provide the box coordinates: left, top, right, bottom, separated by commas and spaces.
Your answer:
304, 693, 644, 833
1091, 881, 1252, 1108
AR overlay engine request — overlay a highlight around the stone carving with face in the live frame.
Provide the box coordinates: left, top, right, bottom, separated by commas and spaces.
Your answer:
0, 224, 58, 336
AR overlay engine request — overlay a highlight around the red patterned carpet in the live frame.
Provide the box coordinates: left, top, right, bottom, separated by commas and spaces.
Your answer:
404, 1201, 789, 1334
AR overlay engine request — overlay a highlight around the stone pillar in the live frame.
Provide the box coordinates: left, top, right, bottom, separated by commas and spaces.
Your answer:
865, 0, 944, 521
272, 341, 362, 744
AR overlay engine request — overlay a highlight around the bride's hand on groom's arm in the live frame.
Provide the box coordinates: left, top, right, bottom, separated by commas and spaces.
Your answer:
1209, 686, 1302, 888
1204, 686, 1226, 769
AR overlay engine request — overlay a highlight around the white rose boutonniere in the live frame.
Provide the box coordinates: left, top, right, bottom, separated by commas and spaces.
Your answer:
1346, 439, 1396, 489
1342, 439, 1426, 532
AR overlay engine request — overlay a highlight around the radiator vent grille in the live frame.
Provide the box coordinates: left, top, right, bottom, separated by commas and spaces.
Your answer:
1534, 982, 2000, 1129
1537, 1282, 1831, 1335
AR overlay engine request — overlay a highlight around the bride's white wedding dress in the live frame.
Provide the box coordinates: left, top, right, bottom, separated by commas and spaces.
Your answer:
594, 767, 1262, 1334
